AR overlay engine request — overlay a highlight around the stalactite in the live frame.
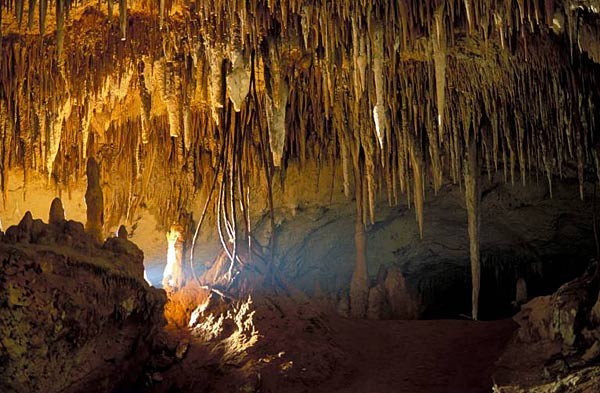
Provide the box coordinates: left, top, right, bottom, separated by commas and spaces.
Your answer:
38, 0, 47, 35
464, 0, 474, 33
266, 42, 289, 168
0, 0, 598, 291
372, 21, 386, 150
432, 4, 447, 180
56, 0, 65, 61
108, 0, 113, 22
159, 0, 165, 30
0, 100, 8, 206
464, 135, 481, 321
351, 16, 367, 101
161, 60, 183, 139
119, 0, 127, 41
226, 50, 251, 112
207, 44, 225, 125
138, 60, 151, 144
16, 0, 24, 29
27, 0, 36, 31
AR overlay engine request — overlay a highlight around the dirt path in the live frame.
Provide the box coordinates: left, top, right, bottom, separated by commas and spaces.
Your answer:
319, 318, 516, 393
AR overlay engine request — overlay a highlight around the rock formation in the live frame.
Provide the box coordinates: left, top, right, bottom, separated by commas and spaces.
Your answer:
494, 263, 600, 391
0, 204, 166, 393
162, 223, 185, 292
48, 197, 65, 225
85, 157, 104, 243
1, 1, 600, 391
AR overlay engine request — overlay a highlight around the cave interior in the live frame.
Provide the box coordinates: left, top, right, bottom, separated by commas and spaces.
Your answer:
2, 1, 600, 392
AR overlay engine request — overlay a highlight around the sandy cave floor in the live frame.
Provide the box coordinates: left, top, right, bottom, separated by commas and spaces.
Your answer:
316, 318, 517, 393
152, 297, 517, 393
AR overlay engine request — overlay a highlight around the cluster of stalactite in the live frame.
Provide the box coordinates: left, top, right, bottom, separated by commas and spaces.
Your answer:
0, 2, 599, 309
0, 0, 597, 218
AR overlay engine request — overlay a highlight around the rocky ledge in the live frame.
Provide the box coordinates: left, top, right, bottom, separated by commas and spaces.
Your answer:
0, 199, 166, 393
494, 261, 600, 392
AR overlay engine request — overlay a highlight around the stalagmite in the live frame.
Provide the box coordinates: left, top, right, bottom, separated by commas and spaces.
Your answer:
464, 136, 481, 320
350, 164, 368, 319
48, 197, 65, 225
515, 277, 528, 305
117, 225, 128, 239
85, 157, 104, 242
163, 224, 185, 292
408, 131, 425, 240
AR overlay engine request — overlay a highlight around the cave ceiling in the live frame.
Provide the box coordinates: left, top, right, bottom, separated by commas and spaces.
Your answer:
1, 0, 600, 233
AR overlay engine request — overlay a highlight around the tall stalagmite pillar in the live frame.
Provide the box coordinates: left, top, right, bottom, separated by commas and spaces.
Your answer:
163, 224, 185, 292
85, 157, 104, 242
350, 167, 368, 318
464, 136, 481, 320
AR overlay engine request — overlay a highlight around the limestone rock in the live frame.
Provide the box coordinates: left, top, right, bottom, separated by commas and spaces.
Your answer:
590, 290, 600, 325
0, 213, 166, 393
384, 269, 420, 319
117, 225, 128, 239
515, 277, 528, 305
514, 295, 553, 343
162, 224, 185, 292
49, 197, 65, 225
367, 284, 388, 320
85, 157, 104, 242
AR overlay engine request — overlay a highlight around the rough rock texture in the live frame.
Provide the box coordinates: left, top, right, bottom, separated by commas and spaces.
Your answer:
494, 366, 600, 393
494, 264, 600, 391
0, 210, 166, 393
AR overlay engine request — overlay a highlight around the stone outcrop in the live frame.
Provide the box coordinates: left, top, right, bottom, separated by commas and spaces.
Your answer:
0, 205, 166, 393
494, 263, 600, 391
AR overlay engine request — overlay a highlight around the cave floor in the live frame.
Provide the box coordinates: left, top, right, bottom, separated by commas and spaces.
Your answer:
312, 317, 517, 393
161, 300, 517, 393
